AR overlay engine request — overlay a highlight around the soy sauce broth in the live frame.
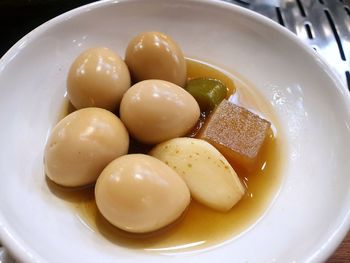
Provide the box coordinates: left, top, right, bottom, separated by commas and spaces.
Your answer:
49, 58, 285, 253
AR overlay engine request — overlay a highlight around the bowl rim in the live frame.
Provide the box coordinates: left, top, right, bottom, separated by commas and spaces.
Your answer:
0, 0, 350, 262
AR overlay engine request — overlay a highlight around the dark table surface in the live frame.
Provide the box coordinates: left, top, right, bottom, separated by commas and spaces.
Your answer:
0, 0, 97, 57
0, 0, 349, 262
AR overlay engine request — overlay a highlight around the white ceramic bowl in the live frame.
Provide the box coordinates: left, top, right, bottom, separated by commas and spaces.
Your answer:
1, 0, 350, 262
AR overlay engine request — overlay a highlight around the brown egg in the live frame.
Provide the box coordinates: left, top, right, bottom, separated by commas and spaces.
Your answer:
120, 80, 200, 144
67, 47, 130, 111
125, 31, 187, 87
44, 108, 129, 187
95, 154, 190, 233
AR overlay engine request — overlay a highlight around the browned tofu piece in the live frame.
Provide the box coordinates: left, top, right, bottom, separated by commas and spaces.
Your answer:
199, 99, 271, 171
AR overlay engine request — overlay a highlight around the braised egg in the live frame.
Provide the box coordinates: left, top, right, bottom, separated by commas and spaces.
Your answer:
95, 154, 190, 233
44, 108, 129, 187
125, 31, 187, 87
67, 47, 131, 111
120, 79, 200, 144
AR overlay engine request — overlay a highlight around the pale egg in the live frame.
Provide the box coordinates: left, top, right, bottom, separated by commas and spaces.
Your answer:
44, 108, 129, 187
95, 154, 190, 233
125, 31, 187, 87
120, 79, 200, 144
67, 47, 130, 111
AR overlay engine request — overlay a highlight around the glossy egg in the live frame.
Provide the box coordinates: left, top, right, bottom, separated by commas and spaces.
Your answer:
95, 154, 190, 233
120, 80, 200, 144
44, 108, 129, 187
67, 47, 131, 111
125, 31, 187, 87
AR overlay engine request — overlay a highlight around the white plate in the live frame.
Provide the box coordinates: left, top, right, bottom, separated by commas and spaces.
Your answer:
1, 0, 350, 262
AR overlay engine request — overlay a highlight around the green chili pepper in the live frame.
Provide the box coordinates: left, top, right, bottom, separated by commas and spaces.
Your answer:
185, 78, 227, 112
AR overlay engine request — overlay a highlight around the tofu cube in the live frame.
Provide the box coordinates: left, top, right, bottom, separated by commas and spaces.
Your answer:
199, 99, 271, 171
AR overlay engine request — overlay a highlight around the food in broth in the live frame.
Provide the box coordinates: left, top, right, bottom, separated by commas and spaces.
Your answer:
44, 31, 280, 239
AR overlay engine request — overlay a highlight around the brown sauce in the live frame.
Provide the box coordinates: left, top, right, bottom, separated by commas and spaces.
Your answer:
49, 58, 285, 253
